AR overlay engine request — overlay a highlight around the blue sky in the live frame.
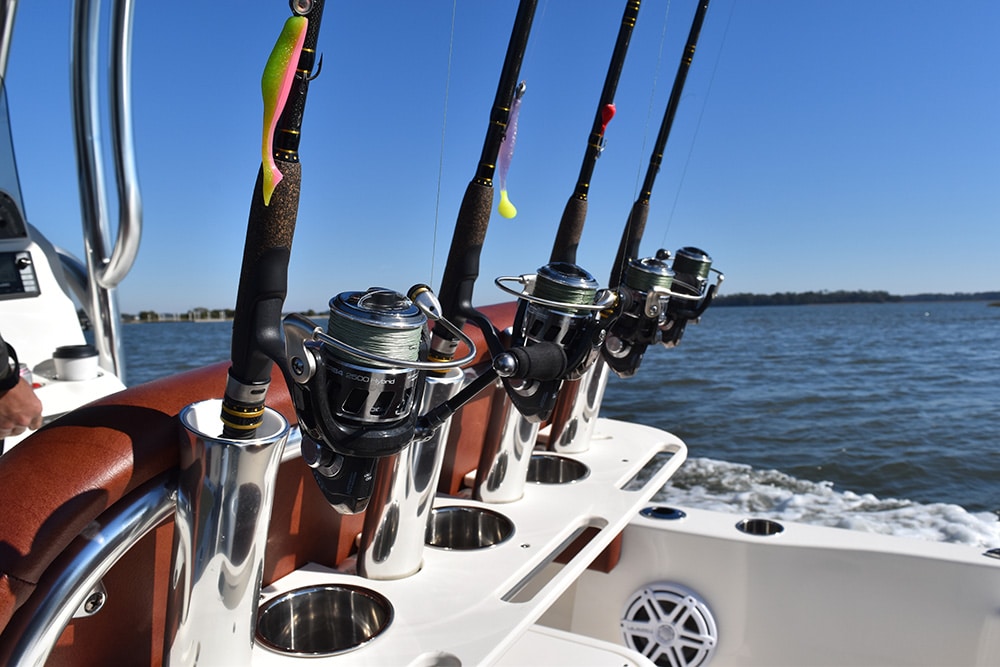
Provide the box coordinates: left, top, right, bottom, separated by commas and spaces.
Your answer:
5, 1, 999, 314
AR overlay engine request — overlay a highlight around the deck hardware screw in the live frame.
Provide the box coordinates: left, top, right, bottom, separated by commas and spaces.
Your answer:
84, 591, 106, 615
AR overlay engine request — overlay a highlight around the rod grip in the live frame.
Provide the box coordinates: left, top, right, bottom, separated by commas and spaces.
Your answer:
229, 162, 301, 387
609, 199, 650, 288
436, 179, 493, 331
503, 342, 568, 381
549, 194, 588, 265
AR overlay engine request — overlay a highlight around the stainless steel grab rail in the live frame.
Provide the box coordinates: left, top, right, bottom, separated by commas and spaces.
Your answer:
0, 475, 176, 667
70, 0, 141, 378
105, 0, 141, 290
0, 1, 17, 81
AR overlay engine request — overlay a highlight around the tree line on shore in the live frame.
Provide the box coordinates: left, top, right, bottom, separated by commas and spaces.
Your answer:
123, 307, 325, 322
117, 292, 1000, 321
714, 290, 1000, 307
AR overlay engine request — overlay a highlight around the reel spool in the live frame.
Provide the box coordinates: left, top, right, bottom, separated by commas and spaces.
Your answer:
321, 289, 425, 432
621, 582, 718, 667
494, 262, 615, 420
283, 286, 475, 513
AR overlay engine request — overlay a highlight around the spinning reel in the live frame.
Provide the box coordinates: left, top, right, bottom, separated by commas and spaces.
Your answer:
603, 247, 723, 377
494, 262, 616, 421
660, 247, 723, 348
283, 286, 474, 513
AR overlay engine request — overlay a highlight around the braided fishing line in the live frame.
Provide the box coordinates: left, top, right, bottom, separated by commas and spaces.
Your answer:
327, 292, 424, 366
625, 256, 675, 293
532, 264, 599, 308
633, 0, 673, 200
430, 0, 458, 292
327, 316, 422, 363
658, 0, 737, 249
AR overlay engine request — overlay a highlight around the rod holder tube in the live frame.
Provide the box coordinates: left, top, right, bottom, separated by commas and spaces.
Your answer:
545, 359, 610, 454
165, 399, 289, 666
474, 386, 540, 503
358, 368, 465, 579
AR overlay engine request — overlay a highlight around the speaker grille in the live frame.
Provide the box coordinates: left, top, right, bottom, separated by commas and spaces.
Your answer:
621, 582, 718, 667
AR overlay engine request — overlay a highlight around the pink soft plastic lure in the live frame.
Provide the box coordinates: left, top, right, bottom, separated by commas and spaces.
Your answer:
497, 81, 526, 219
261, 16, 308, 206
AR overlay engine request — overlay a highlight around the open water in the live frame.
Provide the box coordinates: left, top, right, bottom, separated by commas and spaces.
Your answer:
120, 300, 1000, 547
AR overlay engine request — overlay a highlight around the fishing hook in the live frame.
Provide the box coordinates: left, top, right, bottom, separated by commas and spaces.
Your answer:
307, 53, 323, 81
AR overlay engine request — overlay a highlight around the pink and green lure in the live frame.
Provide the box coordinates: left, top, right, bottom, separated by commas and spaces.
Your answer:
260, 16, 308, 206
497, 81, 526, 219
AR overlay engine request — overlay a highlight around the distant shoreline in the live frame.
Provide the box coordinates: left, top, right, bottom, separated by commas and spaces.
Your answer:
713, 290, 1000, 307
117, 293, 1000, 320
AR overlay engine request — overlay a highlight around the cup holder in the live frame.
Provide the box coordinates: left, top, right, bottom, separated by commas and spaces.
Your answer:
256, 585, 393, 656
736, 518, 785, 536
526, 454, 590, 484
425, 506, 515, 550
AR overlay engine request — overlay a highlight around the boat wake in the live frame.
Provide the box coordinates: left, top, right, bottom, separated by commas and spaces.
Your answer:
655, 457, 1000, 548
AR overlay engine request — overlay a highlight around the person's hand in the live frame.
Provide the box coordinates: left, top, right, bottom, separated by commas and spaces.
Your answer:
0, 378, 43, 438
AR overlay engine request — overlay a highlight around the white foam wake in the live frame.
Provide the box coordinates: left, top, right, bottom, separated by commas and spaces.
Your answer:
654, 457, 1000, 548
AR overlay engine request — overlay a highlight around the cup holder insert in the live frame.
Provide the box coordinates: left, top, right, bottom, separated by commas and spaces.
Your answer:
526, 454, 590, 484
736, 518, 784, 536
256, 584, 393, 656
425, 506, 515, 550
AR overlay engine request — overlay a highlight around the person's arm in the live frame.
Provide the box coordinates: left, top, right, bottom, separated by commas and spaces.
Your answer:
0, 329, 9, 385
0, 332, 43, 439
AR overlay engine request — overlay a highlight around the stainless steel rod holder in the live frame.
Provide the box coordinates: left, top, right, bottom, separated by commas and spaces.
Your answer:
545, 359, 609, 454
474, 384, 540, 503
359, 368, 465, 579
165, 399, 289, 665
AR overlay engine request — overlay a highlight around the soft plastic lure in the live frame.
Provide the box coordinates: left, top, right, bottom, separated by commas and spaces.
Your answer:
261, 16, 308, 206
497, 81, 526, 219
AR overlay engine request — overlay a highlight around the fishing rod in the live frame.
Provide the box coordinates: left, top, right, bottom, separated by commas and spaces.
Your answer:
550, 0, 641, 265
609, 0, 709, 288
270, 4, 542, 514
221, 0, 325, 439
430, 0, 537, 366
483, 0, 640, 427
602, 0, 724, 377
425, 0, 584, 425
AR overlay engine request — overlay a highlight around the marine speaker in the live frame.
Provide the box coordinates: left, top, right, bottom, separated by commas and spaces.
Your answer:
620, 582, 718, 667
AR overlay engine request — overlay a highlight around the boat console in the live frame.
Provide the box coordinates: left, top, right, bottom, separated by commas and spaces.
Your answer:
0, 189, 126, 449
